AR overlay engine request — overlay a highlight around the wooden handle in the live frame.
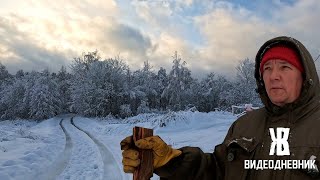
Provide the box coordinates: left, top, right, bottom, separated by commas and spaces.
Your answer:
133, 126, 154, 180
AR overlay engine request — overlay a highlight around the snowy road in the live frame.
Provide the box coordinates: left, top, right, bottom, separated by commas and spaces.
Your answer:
56, 117, 103, 179
0, 115, 126, 180
0, 111, 236, 180
71, 117, 122, 180
37, 118, 73, 180
45, 116, 123, 180
35, 116, 105, 180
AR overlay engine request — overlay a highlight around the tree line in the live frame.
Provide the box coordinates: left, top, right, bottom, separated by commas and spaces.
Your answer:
0, 51, 261, 120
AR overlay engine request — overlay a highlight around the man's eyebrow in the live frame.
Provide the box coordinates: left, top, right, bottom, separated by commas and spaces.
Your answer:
264, 61, 271, 66
278, 61, 291, 65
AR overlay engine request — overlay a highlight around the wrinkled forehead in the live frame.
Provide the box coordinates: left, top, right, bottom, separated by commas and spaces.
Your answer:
263, 59, 293, 66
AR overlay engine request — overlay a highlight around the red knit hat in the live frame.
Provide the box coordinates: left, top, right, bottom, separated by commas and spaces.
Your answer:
260, 45, 304, 74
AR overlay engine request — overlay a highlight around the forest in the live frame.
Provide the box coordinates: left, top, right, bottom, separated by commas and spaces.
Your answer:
0, 51, 261, 120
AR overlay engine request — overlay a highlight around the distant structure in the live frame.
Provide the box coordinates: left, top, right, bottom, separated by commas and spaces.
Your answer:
231, 104, 259, 116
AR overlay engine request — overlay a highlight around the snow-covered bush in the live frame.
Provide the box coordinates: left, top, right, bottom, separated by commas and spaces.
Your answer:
119, 104, 132, 118
137, 101, 151, 114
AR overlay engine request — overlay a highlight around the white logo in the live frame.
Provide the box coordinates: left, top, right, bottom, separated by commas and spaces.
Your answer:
269, 128, 290, 156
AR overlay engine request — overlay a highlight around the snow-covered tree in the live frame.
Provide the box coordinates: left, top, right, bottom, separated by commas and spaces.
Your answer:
191, 73, 231, 112
70, 51, 102, 116
21, 71, 39, 118
0, 62, 12, 91
233, 58, 261, 106
215, 76, 234, 110
0, 70, 44, 120
70, 53, 128, 116
161, 51, 193, 110
156, 67, 168, 110
0, 78, 26, 119
29, 69, 61, 119
84, 61, 116, 116
157, 67, 168, 91
119, 104, 132, 118
195, 73, 218, 112
137, 100, 151, 114
15, 70, 24, 79
0, 62, 11, 80
129, 60, 159, 112
56, 66, 72, 113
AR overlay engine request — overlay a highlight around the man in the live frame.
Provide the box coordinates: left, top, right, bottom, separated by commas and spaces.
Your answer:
121, 36, 320, 179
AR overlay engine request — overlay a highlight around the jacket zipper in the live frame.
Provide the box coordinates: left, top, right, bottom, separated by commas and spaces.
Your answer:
284, 109, 293, 179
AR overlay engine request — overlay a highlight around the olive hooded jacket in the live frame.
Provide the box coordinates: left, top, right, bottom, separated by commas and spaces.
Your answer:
155, 36, 320, 180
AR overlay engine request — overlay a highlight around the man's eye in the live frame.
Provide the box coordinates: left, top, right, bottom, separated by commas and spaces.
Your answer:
264, 67, 271, 71
281, 65, 292, 70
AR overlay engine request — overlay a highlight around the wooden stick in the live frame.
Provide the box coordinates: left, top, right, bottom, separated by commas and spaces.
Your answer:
133, 126, 154, 180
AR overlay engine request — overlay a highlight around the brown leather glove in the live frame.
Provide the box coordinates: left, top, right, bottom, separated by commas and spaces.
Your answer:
120, 135, 182, 173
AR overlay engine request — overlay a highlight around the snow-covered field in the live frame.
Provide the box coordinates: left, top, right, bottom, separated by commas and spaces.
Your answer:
0, 111, 237, 180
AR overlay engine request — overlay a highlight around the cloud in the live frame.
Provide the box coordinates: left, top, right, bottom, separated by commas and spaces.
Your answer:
107, 23, 152, 58
146, 32, 191, 69
0, 16, 69, 72
128, 1, 271, 77
0, 0, 154, 73
0, 0, 206, 76
273, 0, 320, 55
192, 4, 270, 77
131, 0, 173, 28
192, 0, 320, 77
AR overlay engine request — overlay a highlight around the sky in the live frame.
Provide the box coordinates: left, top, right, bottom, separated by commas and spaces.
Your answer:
1, 0, 320, 78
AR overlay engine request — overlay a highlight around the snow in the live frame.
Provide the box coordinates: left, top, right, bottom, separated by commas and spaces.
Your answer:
0, 111, 236, 180
0, 117, 65, 180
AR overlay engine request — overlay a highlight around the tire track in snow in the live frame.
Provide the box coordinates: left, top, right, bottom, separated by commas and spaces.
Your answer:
37, 118, 73, 180
57, 118, 102, 179
71, 117, 122, 180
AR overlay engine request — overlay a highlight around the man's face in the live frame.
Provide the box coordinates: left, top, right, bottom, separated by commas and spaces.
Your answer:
262, 59, 303, 107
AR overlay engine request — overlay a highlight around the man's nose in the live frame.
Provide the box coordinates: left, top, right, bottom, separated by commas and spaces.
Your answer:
270, 68, 280, 80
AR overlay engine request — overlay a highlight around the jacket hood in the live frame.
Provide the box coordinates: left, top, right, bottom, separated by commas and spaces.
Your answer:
254, 36, 320, 115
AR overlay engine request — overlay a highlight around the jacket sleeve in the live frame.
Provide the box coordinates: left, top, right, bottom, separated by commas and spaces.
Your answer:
154, 123, 236, 180
154, 146, 217, 180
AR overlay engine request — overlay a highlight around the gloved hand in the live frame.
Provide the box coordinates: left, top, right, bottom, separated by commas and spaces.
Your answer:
120, 135, 182, 173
